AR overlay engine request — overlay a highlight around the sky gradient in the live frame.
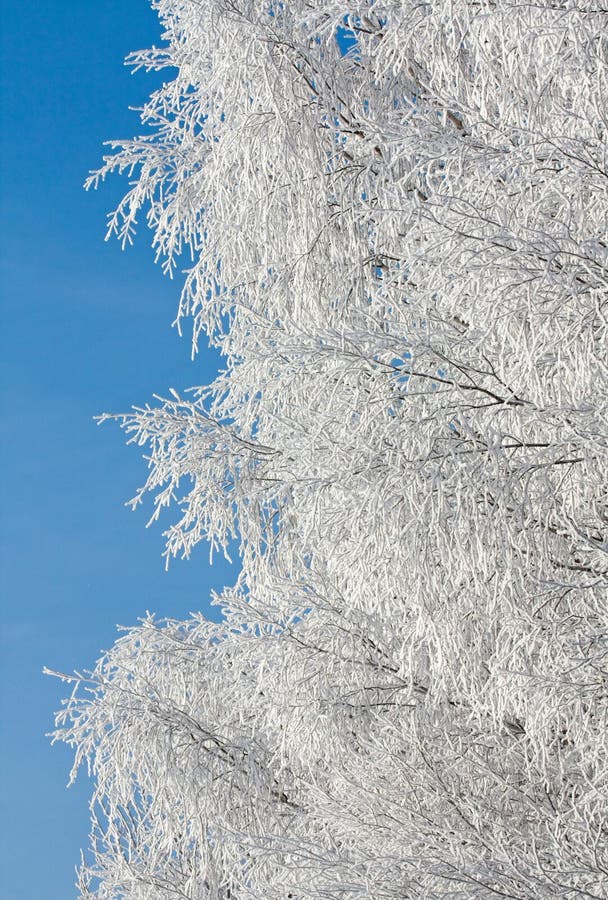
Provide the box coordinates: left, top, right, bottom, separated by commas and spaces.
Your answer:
0, 3, 235, 897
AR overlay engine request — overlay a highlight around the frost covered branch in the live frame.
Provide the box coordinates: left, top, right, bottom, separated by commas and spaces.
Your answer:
52, 1, 608, 897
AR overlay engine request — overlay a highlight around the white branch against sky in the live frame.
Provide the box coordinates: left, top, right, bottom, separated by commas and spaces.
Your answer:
50, 2, 607, 897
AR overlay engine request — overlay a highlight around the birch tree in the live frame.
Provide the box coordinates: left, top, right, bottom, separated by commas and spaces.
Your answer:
51, 1, 608, 897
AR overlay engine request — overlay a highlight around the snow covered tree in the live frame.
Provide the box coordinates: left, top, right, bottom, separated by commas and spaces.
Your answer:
50, 1, 608, 897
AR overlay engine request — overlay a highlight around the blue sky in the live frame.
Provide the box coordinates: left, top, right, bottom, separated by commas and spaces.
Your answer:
0, 3, 235, 897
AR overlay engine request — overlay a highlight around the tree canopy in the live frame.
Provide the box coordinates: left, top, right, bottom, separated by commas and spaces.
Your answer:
51, 2, 607, 897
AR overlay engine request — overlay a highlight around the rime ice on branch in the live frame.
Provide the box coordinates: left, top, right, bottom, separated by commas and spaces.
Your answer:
51, 2, 608, 897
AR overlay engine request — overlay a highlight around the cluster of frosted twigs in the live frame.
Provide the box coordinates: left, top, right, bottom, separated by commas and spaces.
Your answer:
52, 2, 607, 897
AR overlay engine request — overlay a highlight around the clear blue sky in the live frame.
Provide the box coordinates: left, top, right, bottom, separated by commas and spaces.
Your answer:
0, 3, 235, 897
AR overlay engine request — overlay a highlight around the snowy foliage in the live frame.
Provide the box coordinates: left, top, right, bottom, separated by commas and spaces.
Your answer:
50, 1, 608, 897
